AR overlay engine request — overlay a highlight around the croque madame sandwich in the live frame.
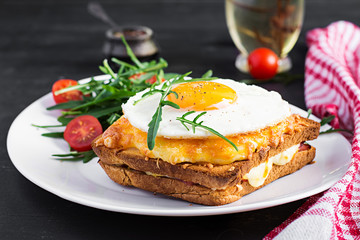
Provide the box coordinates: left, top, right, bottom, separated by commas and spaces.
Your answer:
92, 78, 320, 206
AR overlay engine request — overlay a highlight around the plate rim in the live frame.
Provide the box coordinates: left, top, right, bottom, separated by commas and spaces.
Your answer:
6, 82, 352, 216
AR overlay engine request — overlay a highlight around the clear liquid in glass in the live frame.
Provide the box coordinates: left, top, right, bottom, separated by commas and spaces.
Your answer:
225, 0, 304, 72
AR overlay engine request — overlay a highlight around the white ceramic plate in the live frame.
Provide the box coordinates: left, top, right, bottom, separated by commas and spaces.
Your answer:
7, 87, 352, 216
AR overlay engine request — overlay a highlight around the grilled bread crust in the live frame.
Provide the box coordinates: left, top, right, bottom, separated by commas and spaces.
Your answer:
92, 116, 320, 189
98, 147, 316, 206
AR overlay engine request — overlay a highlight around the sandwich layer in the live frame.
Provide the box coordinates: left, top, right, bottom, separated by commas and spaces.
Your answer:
94, 114, 319, 165
92, 116, 320, 189
98, 146, 316, 206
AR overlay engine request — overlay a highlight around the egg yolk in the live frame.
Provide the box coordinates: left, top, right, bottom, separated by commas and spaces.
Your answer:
167, 81, 237, 111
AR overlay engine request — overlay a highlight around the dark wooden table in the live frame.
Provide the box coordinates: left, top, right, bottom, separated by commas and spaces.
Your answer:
2, 0, 359, 239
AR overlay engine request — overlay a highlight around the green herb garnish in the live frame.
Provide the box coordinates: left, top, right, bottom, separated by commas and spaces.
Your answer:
306, 109, 312, 119
34, 36, 223, 161
318, 114, 352, 135
176, 111, 238, 151
307, 109, 352, 135
52, 151, 97, 163
140, 72, 218, 150
144, 72, 191, 150
320, 115, 335, 126
34, 36, 169, 162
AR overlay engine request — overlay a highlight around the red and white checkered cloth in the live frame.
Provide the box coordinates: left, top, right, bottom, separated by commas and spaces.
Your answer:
265, 21, 360, 239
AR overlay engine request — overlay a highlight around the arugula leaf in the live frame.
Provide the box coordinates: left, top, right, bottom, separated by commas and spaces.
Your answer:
147, 106, 163, 150
57, 116, 73, 125
52, 150, 97, 163
320, 115, 335, 126
47, 100, 86, 111
102, 59, 117, 79
31, 124, 64, 128
35, 37, 222, 163
111, 58, 137, 69
41, 132, 64, 138
162, 100, 180, 109
314, 113, 353, 135
121, 36, 144, 68
107, 113, 121, 125
141, 71, 219, 150
202, 70, 213, 78
306, 109, 312, 118
319, 128, 352, 135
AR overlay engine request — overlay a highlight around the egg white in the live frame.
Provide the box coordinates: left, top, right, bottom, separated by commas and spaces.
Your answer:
122, 79, 291, 138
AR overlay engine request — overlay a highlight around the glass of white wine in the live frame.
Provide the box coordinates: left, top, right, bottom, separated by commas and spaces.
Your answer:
225, 0, 304, 73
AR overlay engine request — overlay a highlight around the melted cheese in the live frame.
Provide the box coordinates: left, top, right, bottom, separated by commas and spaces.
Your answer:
99, 115, 296, 165
243, 144, 299, 187
243, 160, 273, 188
145, 172, 166, 178
272, 144, 299, 165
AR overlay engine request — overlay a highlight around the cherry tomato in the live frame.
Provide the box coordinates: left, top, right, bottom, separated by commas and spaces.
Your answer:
64, 115, 103, 152
129, 73, 145, 80
248, 48, 279, 80
52, 79, 83, 104
129, 73, 164, 84
145, 75, 159, 84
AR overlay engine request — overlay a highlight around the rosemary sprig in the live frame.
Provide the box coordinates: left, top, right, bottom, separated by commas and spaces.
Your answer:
319, 128, 352, 135
176, 111, 238, 151
306, 109, 352, 135
320, 115, 335, 126
318, 115, 352, 135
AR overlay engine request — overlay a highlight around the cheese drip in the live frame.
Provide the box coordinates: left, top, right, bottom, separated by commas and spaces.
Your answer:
243, 144, 300, 187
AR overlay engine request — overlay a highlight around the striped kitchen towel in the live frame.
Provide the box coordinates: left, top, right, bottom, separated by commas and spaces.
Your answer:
265, 21, 360, 239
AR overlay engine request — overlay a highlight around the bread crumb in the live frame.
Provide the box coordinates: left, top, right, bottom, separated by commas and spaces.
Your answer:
228, 166, 235, 171
206, 163, 213, 169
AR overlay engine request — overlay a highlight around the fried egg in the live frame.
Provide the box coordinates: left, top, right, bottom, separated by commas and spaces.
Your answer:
122, 79, 291, 138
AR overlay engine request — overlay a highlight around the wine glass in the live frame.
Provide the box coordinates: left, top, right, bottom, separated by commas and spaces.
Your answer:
225, 0, 304, 73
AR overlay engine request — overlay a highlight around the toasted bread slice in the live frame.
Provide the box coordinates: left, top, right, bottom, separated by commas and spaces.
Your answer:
92, 116, 320, 189
98, 146, 316, 206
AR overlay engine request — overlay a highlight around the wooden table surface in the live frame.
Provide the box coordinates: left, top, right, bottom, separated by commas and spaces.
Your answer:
2, 0, 359, 239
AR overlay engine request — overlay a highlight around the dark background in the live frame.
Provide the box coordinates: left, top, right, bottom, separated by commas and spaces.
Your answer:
1, 0, 359, 239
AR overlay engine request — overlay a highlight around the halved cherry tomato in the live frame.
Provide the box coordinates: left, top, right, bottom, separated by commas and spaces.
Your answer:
52, 79, 83, 104
248, 48, 279, 80
145, 75, 159, 84
64, 115, 103, 152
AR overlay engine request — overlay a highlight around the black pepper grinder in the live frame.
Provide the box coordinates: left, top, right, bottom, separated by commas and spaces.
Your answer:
103, 25, 159, 62
88, 2, 159, 62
